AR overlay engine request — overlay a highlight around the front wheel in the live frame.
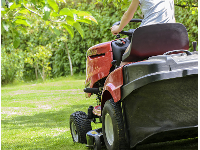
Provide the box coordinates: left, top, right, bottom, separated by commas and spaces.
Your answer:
102, 99, 129, 150
70, 111, 92, 143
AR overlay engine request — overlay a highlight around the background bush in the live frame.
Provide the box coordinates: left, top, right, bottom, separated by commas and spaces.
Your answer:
1, 45, 24, 84
1, 0, 198, 84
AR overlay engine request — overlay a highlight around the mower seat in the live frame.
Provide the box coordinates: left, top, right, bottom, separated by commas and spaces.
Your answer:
122, 23, 189, 62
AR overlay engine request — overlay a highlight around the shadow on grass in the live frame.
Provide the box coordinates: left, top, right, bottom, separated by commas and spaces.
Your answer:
2, 104, 90, 129
2, 103, 198, 150
1, 104, 91, 149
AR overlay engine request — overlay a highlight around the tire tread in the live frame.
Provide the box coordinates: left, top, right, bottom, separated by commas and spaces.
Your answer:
70, 111, 92, 144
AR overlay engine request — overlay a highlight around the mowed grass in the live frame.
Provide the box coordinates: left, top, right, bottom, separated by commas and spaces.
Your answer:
1, 76, 101, 150
1, 76, 198, 150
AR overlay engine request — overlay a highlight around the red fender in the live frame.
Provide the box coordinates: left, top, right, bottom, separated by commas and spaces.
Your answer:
102, 66, 123, 103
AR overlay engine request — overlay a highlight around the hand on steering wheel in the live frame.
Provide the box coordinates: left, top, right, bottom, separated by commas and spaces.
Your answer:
111, 19, 142, 36
111, 25, 122, 35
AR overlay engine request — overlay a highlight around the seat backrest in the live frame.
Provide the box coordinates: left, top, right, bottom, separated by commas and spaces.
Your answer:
122, 23, 189, 62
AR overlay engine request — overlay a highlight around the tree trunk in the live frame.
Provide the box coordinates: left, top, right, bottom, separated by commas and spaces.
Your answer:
35, 66, 38, 80
42, 62, 45, 81
65, 43, 73, 76
37, 63, 45, 82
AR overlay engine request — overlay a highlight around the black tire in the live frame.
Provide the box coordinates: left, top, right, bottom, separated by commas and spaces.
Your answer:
70, 111, 92, 144
94, 135, 101, 150
102, 99, 129, 150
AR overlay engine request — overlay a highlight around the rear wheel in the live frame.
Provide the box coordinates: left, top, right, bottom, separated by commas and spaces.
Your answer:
102, 99, 129, 150
70, 111, 92, 143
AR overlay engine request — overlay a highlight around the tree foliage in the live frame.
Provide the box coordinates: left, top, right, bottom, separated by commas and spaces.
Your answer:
1, 0, 97, 48
1, 0, 97, 83
1, 0, 198, 85
1, 45, 24, 84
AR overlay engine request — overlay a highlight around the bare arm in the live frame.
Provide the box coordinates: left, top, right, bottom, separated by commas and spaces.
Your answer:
111, 0, 140, 35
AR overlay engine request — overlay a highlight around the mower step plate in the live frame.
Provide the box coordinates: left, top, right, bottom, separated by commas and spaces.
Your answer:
86, 128, 104, 148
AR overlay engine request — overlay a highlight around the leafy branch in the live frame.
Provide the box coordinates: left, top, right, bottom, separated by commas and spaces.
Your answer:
175, 4, 198, 7
22, 4, 43, 18
1, 0, 98, 48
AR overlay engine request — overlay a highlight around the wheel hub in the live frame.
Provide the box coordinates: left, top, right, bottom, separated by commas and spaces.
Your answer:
71, 122, 78, 142
105, 113, 114, 145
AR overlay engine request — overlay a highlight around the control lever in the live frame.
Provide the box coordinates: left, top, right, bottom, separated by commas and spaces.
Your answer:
116, 40, 124, 46
192, 41, 197, 51
116, 34, 120, 39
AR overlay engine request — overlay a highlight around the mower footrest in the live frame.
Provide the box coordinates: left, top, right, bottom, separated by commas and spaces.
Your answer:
84, 88, 99, 94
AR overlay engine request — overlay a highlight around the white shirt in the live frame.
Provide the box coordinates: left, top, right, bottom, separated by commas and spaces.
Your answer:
139, 0, 175, 27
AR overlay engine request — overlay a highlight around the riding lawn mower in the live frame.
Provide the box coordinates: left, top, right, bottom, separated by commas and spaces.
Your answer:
69, 19, 198, 150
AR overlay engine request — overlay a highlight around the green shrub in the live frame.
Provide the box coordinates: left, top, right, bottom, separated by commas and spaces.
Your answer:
1, 45, 24, 84
175, 5, 198, 50
1, 0, 198, 84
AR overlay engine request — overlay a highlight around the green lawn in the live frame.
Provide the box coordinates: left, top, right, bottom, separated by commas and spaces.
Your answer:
1, 77, 197, 150
1, 77, 101, 150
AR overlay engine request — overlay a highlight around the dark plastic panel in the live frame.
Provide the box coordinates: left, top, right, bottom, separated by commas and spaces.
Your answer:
122, 75, 198, 148
121, 52, 198, 147
122, 52, 198, 100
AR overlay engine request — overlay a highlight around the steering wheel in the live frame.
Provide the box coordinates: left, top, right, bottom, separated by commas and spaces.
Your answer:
112, 19, 142, 36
